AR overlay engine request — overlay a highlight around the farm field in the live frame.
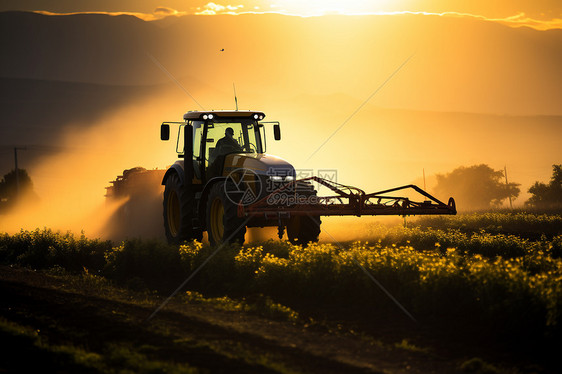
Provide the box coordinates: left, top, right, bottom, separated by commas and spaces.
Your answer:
1, 211, 561, 373
2, 5, 561, 374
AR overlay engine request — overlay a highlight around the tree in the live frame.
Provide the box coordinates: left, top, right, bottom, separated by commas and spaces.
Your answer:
0, 168, 36, 210
434, 164, 520, 211
526, 164, 562, 209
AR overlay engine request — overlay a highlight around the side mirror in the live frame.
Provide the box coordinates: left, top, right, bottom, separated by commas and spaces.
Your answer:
273, 124, 281, 141
161, 124, 170, 141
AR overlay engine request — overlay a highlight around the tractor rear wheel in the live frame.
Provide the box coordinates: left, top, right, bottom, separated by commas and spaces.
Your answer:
206, 181, 246, 246
287, 215, 321, 246
163, 173, 201, 244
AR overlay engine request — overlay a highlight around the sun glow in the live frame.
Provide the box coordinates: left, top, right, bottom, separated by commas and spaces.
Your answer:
269, 0, 410, 16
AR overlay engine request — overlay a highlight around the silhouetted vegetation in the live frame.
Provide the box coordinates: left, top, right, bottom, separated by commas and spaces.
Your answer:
434, 164, 520, 211
0, 228, 110, 271
0, 168, 37, 212
414, 212, 562, 240
1, 215, 561, 352
526, 164, 562, 210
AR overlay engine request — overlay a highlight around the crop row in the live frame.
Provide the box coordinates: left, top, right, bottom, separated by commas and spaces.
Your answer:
1, 228, 561, 344
367, 225, 562, 260
412, 212, 562, 239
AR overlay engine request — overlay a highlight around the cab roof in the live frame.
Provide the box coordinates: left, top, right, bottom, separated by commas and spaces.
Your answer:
183, 110, 265, 121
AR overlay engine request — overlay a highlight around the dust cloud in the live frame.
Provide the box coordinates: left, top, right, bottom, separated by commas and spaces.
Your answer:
1, 86, 560, 242
0, 89, 182, 241
0, 84, 405, 245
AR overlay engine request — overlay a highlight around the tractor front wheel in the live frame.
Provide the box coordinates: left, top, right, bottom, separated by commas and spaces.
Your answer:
163, 173, 201, 244
206, 181, 246, 246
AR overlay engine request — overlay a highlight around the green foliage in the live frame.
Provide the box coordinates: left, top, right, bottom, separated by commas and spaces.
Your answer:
178, 241, 241, 293
459, 358, 501, 374
0, 318, 197, 374
104, 239, 187, 291
526, 164, 562, 209
2, 215, 561, 345
0, 228, 110, 272
375, 226, 555, 259
413, 212, 562, 239
103, 343, 197, 374
0, 317, 102, 373
434, 164, 520, 211
183, 291, 299, 322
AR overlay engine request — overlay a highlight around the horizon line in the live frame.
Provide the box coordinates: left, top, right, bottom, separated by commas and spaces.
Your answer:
17, 9, 562, 32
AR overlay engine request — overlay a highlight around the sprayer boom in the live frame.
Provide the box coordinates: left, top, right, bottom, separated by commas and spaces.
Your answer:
240, 177, 456, 218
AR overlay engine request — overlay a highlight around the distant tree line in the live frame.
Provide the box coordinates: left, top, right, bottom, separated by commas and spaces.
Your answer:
433, 164, 562, 211
1, 165, 560, 215
0, 168, 37, 212
434, 164, 520, 211
525, 164, 562, 210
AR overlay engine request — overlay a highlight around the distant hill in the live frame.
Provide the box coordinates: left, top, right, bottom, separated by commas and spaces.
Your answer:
0, 77, 163, 174
269, 93, 562, 201
1, 11, 561, 115
0, 11, 560, 201
0, 11, 164, 85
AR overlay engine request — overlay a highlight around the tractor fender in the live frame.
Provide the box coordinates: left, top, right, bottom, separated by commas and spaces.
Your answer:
198, 176, 227, 226
162, 162, 184, 186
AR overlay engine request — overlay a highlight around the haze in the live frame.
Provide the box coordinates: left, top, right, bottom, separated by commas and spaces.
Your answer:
0, 3, 560, 239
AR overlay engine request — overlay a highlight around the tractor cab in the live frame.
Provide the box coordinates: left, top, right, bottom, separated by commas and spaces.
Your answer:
161, 110, 282, 184
160, 110, 292, 245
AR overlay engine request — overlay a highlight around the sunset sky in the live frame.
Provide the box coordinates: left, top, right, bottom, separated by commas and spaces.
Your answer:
1, 1, 561, 234
2, 0, 562, 29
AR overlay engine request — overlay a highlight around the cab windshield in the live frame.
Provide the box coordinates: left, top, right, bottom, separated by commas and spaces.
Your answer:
204, 119, 260, 161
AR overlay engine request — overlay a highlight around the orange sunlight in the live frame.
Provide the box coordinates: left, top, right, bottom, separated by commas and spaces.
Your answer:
0, 88, 181, 239
267, 0, 410, 16
1, 7, 561, 242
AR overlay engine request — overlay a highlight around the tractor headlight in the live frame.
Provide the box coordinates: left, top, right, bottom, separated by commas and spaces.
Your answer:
269, 175, 294, 183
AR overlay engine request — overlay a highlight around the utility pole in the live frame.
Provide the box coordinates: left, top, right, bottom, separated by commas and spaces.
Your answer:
504, 165, 513, 209
14, 147, 26, 200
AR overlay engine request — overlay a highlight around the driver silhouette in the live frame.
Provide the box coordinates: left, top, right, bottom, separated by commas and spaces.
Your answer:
215, 127, 242, 155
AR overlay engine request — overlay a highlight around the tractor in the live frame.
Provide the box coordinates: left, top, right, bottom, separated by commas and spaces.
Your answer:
157, 110, 456, 246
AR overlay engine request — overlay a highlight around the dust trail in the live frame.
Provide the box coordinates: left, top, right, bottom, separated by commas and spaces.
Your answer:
0, 89, 182, 241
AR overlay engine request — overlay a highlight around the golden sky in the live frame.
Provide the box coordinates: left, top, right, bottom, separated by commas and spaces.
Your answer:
1, 0, 560, 221
2, 0, 562, 30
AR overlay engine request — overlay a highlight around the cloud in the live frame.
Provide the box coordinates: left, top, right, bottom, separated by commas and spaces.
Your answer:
331, 10, 562, 31
195, 2, 244, 16
405, 11, 562, 31
153, 7, 179, 16
499, 12, 562, 30
34, 7, 187, 21
32, 8, 562, 30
